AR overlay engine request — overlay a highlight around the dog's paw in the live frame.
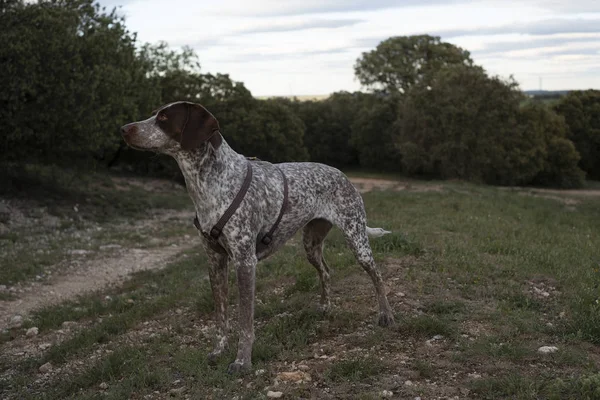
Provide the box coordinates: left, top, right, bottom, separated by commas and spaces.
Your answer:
227, 360, 251, 375
378, 313, 395, 327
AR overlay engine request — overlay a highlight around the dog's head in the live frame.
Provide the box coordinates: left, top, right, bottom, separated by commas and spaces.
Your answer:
121, 101, 221, 154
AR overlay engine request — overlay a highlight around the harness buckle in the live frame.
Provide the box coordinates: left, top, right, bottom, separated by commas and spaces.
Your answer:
261, 234, 272, 245
210, 227, 222, 239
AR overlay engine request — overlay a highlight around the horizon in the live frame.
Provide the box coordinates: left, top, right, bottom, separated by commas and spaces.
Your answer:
99, 0, 600, 97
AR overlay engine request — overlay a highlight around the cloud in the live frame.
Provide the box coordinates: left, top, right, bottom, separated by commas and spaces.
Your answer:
236, 19, 364, 34
532, 0, 600, 13
217, 47, 353, 63
198, 0, 468, 16
474, 35, 600, 56
435, 18, 600, 38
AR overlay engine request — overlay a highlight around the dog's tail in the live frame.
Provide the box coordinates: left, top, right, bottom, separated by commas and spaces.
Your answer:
366, 226, 392, 238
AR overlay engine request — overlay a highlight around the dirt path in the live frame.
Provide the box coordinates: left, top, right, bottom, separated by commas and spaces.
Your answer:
348, 177, 443, 193
0, 243, 196, 330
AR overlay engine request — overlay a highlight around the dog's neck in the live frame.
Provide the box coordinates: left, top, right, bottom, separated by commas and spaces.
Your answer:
173, 134, 248, 229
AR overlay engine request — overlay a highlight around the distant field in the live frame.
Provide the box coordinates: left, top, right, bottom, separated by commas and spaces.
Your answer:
256, 94, 330, 102
1, 170, 600, 399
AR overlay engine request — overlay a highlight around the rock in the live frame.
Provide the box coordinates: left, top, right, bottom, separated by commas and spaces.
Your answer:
255, 369, 266, 376
0, 284, 7, 292
381, 390, 393, 398
169, 387, 186, 395
39, 362, 53, 373
61, 321, 77, 329
267, 391, 283, 399
538, 346, 559, 354
468, 373, 482, 379
10, 315, 23, 328
68, 249, 92, 256
426, 334, 444, 346
99, 382, 109, 390
127, 299, 135, 304
26, 327, 39, 337
39, 343, 52, 350
276, 371, 311, 383
404, 380, 414, 386
99, 244, 122, 250
396, 292, 406, 297
297, 364, 310, 371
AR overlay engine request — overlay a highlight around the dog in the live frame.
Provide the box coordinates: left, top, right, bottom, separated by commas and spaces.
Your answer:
121, 101, 394, 373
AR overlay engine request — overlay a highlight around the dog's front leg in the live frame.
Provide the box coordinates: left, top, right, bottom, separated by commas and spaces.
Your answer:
206, 250, 229, 364
227, 250, 257, 374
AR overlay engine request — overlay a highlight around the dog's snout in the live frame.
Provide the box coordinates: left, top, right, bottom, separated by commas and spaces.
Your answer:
120, 123, 138, 137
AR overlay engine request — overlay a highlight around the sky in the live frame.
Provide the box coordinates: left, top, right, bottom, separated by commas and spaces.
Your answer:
99, 0, 600, 96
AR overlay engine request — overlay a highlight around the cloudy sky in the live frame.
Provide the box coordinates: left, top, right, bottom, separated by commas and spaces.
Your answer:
100, 0, 600, 96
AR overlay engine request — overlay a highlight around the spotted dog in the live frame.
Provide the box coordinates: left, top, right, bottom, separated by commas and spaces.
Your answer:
121, 101, 395, 373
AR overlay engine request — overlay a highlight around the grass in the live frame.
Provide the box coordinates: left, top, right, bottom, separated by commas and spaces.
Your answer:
1, 171, 600, 398
325, 357, 386, 382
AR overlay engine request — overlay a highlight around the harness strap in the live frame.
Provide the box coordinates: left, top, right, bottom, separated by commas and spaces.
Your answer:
259, 168, 288, 246
192, 163, 289, 254
210, 162, 253, 240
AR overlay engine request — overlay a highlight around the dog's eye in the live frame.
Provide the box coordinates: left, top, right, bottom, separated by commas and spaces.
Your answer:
157, 113, 168, 122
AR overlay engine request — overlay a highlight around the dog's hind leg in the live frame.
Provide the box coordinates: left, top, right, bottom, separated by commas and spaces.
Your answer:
339, 216, 395, 327
302, 218, 333, 313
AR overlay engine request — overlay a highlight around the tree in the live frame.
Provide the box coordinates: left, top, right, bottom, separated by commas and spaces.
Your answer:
555, 90, 600, 180
222, 99, 309, 163
292, 92, 362, 168
0, 0, 155, 164
354, 35, 472, 94
395, 64, 584, 187
351, 95, 403, 172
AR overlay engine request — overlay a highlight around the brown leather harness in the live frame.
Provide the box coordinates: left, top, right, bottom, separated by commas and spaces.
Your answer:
193, 160, 289, 255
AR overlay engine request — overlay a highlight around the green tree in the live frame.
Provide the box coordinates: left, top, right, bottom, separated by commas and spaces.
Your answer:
396, 65, 583, 187
555, 90, 600, 179
293, 92, 362, 168
354, 35, 472, 94
351, 95, 402, 171
223, 99, 309, 163
0, 0, 155, 164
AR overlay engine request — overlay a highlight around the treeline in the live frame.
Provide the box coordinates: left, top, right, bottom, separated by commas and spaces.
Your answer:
1, 0, 599, 187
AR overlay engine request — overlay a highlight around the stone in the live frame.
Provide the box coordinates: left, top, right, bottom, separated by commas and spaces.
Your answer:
26, 327, 39, 337
267, 391, 283, 398
538, 346, 559, 354
99, 382, 109, 390
61, 321, 77, 329
10, 315, 23, 328
276, 371, 311, 383
68, 249, 92, 256
39, 362, 53, 373
381, 389, 393, 398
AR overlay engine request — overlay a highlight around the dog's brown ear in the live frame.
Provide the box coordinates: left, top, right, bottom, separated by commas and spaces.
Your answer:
180, 103, 220, 151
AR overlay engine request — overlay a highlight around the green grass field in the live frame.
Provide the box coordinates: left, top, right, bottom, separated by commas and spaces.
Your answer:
1, 172, 599, 399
